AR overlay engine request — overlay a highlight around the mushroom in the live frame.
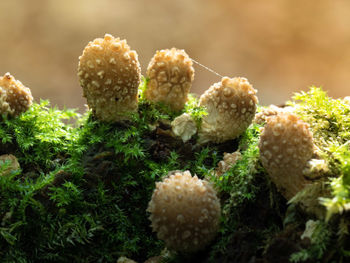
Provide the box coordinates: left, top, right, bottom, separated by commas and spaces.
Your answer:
78, 34, 141, 122
198, 77, 258, 143
145, 48, 194, 111
0, 72, 33, 117
259, 113, 315, 200
147, 170, 221, 253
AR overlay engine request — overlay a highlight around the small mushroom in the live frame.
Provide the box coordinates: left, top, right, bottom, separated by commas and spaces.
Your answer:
145, 48, 194, 111
0, 73, 33, 117
198, 77, 258, 143
259, 113, 315, 200
147, 170, 221, 253
78, 34, 141, 122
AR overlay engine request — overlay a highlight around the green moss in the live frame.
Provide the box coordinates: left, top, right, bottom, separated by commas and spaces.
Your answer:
0, 90, 275, 262
211, 123, 262, 203
287, 88, 350, 221
0, 100, 79, 170
1, 84, 350, 262
206, 123, 285, 262
288, 87, 350, 144
290, 220, 332, 263
0, 99, 161, 261
320, 142, 350, 220
287, 87, 350, 173
0, 87, 215, 262
285, 87, 350, 262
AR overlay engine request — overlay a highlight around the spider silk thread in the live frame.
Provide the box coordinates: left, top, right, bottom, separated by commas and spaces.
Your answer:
191, 58, 224, 78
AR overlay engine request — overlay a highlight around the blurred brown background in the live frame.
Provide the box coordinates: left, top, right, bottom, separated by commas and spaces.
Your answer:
1, 0, 350, 111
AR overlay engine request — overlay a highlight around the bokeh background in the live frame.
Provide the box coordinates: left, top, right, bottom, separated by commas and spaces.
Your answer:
1, 0, 350, 111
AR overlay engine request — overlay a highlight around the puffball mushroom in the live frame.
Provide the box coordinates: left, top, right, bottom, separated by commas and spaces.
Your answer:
147, 170, 221, 253
259, 113, 315, 200
145, 48, 194, 111
198, 77, 258, 144
78, 34, 141, 122
0, 72, 33, 117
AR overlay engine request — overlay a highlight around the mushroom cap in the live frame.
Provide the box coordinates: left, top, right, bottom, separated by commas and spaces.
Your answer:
198, 77, 258, 143
259, 113, 315, 200
147, 170, 221, 253
0, 73, 33, 117
145, 48, 194, 111
254, 104, 295, 125
78, 34, 141, 122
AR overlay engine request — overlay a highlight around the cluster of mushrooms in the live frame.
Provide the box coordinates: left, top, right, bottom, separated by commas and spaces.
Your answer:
0, 33, 327, 258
